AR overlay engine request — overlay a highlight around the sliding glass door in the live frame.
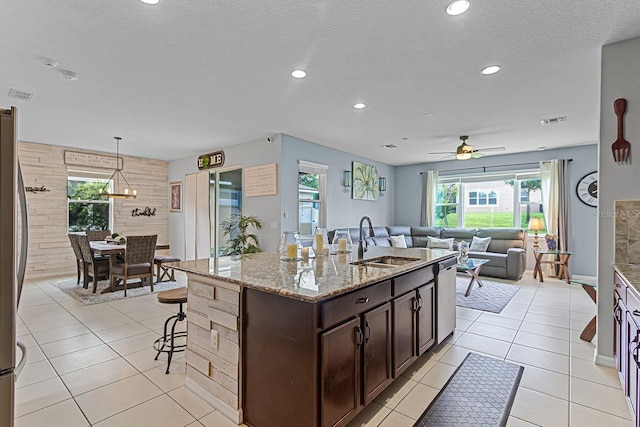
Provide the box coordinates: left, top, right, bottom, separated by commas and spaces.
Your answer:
209, 167, 242, 257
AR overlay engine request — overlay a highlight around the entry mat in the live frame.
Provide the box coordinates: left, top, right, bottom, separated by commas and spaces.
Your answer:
414, 353, 524, 427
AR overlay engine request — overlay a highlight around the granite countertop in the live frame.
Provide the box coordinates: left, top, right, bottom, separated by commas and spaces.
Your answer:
171, 247, 457, 302
614, 263, 640, 295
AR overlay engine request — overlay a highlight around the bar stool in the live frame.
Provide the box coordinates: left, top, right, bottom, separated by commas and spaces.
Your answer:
153, 254, 181, 283
153, 287, 187, 374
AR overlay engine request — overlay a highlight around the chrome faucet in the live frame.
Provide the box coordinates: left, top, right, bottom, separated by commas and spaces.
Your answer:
358, 216, 374, 259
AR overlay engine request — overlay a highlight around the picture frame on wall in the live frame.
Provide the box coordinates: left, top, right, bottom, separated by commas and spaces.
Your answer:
170, 181, 182, 212
352, 161, 379, 201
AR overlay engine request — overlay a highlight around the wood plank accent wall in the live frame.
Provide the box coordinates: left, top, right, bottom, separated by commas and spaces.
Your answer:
18, 141, 169, 279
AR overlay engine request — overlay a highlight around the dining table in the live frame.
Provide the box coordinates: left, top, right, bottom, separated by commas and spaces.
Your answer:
90, 240, 170, 293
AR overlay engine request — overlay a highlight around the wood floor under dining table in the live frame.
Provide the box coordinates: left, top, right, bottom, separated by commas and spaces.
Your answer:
90, 240, 170, 293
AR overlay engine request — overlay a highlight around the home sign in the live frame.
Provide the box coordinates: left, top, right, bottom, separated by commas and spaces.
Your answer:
198, 151, 225, 170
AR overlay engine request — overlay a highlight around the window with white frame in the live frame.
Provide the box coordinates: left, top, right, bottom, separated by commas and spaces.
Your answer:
298, 160, 328, 236
435, 170, 542, 231
67, 176, 112, 232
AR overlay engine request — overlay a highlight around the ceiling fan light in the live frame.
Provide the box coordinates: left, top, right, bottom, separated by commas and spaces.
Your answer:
456, 152, 472, 160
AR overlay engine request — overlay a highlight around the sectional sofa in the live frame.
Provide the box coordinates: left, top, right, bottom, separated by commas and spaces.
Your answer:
328, 226, 527, 281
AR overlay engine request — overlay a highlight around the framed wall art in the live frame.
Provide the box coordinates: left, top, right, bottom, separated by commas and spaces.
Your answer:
352, 161, 379, 201
170, 181, 183, 212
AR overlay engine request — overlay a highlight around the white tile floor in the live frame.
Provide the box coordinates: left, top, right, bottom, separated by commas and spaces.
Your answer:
13, 271, 633, 426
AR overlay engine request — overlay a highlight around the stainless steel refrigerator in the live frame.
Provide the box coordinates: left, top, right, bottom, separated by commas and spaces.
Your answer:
1, 106, 29, 427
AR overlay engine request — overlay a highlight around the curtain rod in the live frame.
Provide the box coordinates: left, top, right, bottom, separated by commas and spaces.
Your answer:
420, 159, 573, 174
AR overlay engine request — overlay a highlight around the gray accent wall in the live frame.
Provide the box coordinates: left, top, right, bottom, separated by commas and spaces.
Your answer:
597, 36, 640, 363
168, 136, 282, 259
279, 134, 395, 232
394, 145, 598, 276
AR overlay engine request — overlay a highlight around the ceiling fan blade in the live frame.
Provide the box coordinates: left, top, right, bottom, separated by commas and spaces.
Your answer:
428, 151, 455, 155
471, 152, 484, 158
477, 146, 506, 152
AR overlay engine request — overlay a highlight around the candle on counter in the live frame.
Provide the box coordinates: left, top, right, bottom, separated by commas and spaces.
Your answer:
338, 238, 347, 252
315, 234, 324, 253
286, 243, 298, 259
301, 247, 310, 260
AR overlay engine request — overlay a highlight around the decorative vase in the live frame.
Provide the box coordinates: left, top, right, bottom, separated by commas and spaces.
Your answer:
331, 229, 353, 253
458, 240, 469, 263
277, 231, 302, 260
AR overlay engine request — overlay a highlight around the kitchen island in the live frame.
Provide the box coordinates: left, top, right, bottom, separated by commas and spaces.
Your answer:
172, 246, 457, 427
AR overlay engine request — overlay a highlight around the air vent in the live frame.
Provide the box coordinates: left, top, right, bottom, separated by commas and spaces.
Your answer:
8, 89, 33, 102
381, 144, 398, 149
541, 116, 567, 125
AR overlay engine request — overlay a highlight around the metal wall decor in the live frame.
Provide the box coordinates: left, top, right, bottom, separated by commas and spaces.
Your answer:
24, 185, 50, 193
352, 161, 379, 201
131, 207, 156, 217
197, 150, 225, 170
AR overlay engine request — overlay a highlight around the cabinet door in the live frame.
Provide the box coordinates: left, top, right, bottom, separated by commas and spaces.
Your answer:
628, 312, 640, 417
393, 291, 418, 377
363, 302, 393, 405
321, 317, 362, 427
417, 283, 435, 356
615, 296, 625, 383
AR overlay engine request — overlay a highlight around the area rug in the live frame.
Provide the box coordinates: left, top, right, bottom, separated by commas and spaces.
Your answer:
414, 353, 524, 427
456, 277, 519, 313
52, 278, 184, 305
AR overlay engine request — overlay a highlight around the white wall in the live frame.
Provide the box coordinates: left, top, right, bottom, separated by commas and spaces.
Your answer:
279, 134, 395, 232
596, 36, 640, 364
394, 145, 598, 276
168, 136, 282, 260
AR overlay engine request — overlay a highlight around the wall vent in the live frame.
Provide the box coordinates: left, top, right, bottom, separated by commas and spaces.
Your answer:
381, 144, 398, 149
541, 116, 567, 125
8, 89, 34, 102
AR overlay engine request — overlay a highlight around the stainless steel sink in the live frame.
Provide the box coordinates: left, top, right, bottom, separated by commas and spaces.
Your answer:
351, 256, 420, 268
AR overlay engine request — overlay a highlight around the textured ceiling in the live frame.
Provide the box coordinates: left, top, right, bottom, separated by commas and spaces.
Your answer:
2, 1, 640, 165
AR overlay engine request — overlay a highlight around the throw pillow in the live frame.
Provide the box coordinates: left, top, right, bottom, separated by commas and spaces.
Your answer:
427, 236, 454, 250
470, 236, 492, 252
390, 235, 408, 248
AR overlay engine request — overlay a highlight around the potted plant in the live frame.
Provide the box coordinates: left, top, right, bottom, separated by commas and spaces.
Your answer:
219, 214, 263, 255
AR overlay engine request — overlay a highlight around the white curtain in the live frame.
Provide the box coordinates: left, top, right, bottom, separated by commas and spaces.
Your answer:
420, 170, 439, 227
540, 159, 571, 275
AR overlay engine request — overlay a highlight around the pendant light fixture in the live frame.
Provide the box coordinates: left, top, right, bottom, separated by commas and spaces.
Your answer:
98, 137, 137, 199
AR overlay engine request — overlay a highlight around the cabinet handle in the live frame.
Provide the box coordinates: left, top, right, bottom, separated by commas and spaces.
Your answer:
365, 321, 371, 343
355, 325, 363, 347
417, 295, 423, 310
634, 341, 640, 364
356, 297, 370, 304
634, 310, 640, 317
412, 298, 419, 313
615, 282, 621, 288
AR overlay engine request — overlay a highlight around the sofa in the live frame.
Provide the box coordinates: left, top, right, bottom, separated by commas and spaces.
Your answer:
328, 226, 527, 281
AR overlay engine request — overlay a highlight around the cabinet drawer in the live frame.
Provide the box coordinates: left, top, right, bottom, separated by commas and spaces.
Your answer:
393, 266, 434, 296
321, 281, 391, 329
615, 272, 627, 305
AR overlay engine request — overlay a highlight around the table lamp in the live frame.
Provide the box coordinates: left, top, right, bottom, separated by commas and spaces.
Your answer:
528, 217, 546, 249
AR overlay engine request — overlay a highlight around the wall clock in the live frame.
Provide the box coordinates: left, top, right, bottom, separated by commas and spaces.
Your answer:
576, 171, 598, 207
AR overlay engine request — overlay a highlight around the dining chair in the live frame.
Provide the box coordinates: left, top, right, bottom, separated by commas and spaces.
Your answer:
77, 234, 110, 293
110, 235, 157, 296
68, 234, 85, 285
86, 229, 111, 241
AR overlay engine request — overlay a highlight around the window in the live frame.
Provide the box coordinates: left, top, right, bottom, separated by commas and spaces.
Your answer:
468, 191, 497, 206
298, 161, 328, 235
67, 177, 112, 232
437, 170, 541, 230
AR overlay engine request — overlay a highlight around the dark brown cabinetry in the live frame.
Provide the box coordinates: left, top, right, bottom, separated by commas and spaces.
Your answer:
243, 261, 447, 427
613, 271, 640, 425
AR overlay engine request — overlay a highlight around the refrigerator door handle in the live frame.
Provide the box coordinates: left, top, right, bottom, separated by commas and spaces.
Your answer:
14, 340, 27, 380
16, 161, 28, 307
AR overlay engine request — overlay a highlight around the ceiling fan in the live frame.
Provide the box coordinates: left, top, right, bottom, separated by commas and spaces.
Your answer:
429, 135, 506, 160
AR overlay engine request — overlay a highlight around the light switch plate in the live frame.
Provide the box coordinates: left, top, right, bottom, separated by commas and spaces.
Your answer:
210, 329, 219, 350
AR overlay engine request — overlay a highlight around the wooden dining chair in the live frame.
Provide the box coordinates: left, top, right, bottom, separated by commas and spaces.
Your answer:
86, 229, 111, 241
68, 234, 85, 285
77, 234, 110, 293
110, 235, 157, 297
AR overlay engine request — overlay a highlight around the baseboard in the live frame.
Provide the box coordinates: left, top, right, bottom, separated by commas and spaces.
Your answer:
595, 354, 616, 368
185, 377, 243, 424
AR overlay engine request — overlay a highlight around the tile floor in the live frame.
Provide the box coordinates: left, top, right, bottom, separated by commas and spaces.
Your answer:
13, 271, 633, 426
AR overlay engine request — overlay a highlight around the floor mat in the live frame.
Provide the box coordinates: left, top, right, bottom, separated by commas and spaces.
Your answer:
455, 277, 519, 313
414, 352, 524, 427
52, 277, 184, 305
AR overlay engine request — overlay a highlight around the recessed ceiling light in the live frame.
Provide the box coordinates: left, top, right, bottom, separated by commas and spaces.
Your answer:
41, 58, 58, 68
446, 0, 470, 16
291, 70, 307, 79
481, 65, 501, 75
423, 112, 434, 117
381, 144, 398, 149
537, 146, 546, 151
139, 0, 160, 4
353, 103, 366, 109
60, 70, 79, 81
